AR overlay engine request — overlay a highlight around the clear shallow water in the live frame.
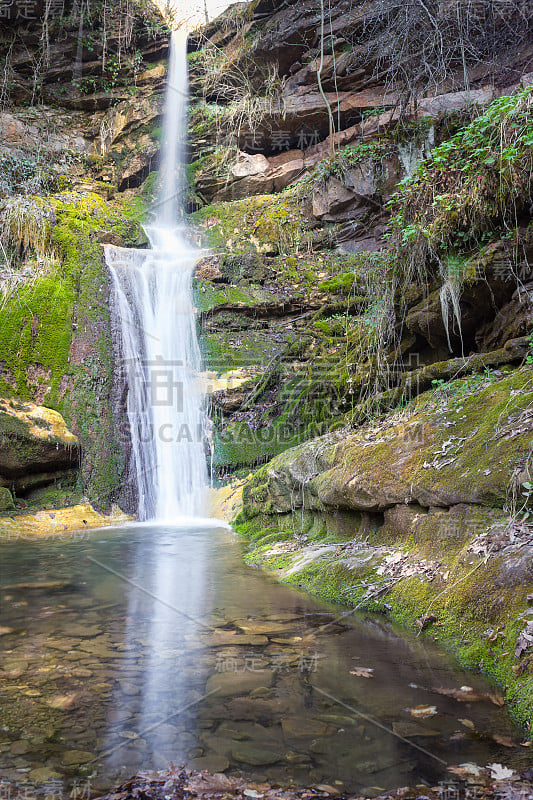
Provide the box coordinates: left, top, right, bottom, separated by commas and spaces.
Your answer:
0, 524, 527, 793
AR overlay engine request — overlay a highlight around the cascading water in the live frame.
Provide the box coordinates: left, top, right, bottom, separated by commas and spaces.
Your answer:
106, 30, 208, 521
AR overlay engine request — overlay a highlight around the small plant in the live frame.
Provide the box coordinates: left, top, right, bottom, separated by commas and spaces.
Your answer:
0, 153, 59, 196
526, 330, 533, 365
388, 85, 533, 260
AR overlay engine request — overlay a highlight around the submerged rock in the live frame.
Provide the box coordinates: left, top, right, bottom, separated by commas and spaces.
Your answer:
28, 767, 62, 782
232, 744, 284, 766
205, 669, 275, 697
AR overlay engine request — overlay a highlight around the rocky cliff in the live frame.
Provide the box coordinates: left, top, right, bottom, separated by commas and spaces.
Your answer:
187, 1, 533, 733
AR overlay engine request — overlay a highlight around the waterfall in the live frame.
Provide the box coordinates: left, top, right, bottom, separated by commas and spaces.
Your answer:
106, 31, 208, 521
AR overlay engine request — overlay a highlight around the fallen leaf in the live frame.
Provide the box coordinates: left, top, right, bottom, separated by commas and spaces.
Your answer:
349, 667, 374, 678
487, 763, 516, 781
511, 656, 531, 677
415, 613, 437, 630
487, 692, 505, 707
448, 763, 484, 779
406, 704, 438, 719
515, 622, 533, 657
432, 686, 504, 705
491, 733, 516, 748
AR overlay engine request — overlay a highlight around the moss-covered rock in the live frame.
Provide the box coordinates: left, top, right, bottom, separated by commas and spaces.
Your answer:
0, 486, 15, 511
0, 396, 78, 481
190, 193, 314, 256
0, 503, 132, 537
242, 367, 533, 516
0, 189, 144, 507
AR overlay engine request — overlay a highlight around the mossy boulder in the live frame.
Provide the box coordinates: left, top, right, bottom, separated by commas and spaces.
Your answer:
0, 486, 15, 511
243, 367, 533, 516
0, 396, 78, 497
190, 193, 314, 256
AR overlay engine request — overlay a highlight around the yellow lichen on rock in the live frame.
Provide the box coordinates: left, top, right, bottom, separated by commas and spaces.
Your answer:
0, 503, 132, 537
200, 368, 255, 393
209, 479, 247, 522
0, 397, 77, 444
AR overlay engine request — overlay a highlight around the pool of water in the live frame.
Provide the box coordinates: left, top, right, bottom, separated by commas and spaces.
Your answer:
0, 523, 527, 794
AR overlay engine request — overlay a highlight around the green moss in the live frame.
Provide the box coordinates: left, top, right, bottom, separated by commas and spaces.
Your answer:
0, 486, 14, 511
190, 193, 312, 255
53, 201, 124, 508
0, 190, 133, 508
194, 280, 288, 312
318, 272, 357, 295
389, 85, 533, 256
0, 275, 74, 405
214, 416, 301, 470
201, 328, 286, 374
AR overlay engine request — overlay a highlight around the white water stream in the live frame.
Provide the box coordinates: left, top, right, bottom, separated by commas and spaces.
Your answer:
106, 30, 208, 521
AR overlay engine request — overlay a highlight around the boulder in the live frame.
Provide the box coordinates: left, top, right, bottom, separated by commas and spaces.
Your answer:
0, 487, 14, 511
312, 177, 362, 220
243, 368, 533, 516
309, 155, 392, 222
204, 150, 306, 203
0, 396, 79, 484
